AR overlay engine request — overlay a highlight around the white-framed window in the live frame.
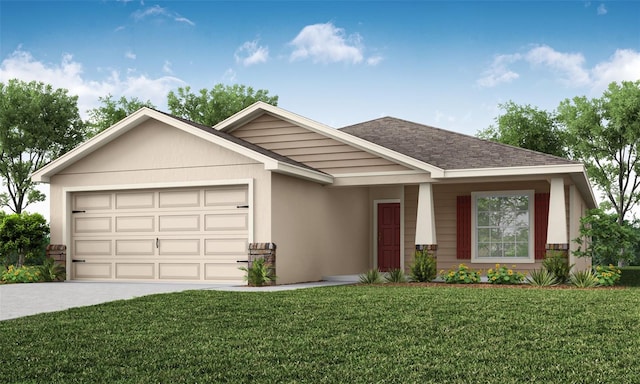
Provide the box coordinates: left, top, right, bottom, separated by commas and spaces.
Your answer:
471, 190, 535, 263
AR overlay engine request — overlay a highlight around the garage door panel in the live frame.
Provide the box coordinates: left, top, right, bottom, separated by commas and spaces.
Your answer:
116, 239, 155, 255
116, 216, 155, 232
159, 190, 200, 208
159, 263, 200, 280
205, 263, 245, 280
116, 192, 155, 210
75, 240, 112, 256
74, 194, 112, 211
205, 213, 248, 231
159, 239, 200, 255
205, 187, 248, 207
75, 263, 112, 279
205, 238, 247, 255
159, 215, 200, 232
74, 217, 112, 233
116, 263, 155, 279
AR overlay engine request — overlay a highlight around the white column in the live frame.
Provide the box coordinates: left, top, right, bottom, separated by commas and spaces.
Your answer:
547, 177, 568, 245
415, 183, 436, 245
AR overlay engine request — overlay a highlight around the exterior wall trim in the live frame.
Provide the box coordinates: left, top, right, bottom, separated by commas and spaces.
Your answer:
373, 198, 404, 272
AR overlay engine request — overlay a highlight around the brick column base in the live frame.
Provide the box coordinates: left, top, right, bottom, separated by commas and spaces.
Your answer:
248, 243, 277, 285
546, 243, 569, 257
416, 244, 438, 258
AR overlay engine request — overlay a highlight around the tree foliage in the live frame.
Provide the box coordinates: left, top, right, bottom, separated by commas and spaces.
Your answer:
478, 101, 567, 157
558, 80, 640, 225
86, 94, 155, 136
0, 212, 49, 267
167, 84, 278, 126
0, 79, 85, 213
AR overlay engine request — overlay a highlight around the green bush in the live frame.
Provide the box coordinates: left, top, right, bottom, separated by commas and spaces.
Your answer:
1, 265, 43, 283
542, 251, 573, 284
409, 249, 436, 282
39, 257, 66, 282
440, 264, 481, 284
0, 212, 50, 267
619, 266, 640, 286
570, 270, 600, 288
384, 268, 407, 283
487, 264, 526, 284
239, 258, 276, 286
593, 264, 621, 286
359, 269, 382, 284
526, 268, 558, 287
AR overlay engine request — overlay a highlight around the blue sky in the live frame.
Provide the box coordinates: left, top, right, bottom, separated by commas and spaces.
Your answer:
0, 1, 639, 216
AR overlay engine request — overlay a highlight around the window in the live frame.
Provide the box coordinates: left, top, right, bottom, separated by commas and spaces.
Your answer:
472, 191, 534, 263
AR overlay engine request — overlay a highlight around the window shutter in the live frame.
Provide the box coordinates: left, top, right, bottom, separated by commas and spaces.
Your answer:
456, 195, 471, 259
534, 193, 550, 260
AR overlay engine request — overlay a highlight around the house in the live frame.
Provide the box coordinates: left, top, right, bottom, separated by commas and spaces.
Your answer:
32, 102, 596, 284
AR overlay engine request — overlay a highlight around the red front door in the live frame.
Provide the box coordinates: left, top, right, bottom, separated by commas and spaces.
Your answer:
377, 203, 401, 271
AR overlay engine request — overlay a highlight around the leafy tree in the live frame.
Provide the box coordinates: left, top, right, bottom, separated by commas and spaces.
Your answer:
478, 101, 567, 157
167, 84, 278, 126
0, 212, 49, 267
573, 208, 640, 266
86, 94, 155, 136
558, 80, 640, 226
0, 79, 85, 213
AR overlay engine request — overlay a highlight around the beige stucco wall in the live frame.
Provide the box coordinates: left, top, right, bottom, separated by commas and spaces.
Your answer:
48, 119, 273, 246
271, 173, 369, 284
403, 180, 587, 275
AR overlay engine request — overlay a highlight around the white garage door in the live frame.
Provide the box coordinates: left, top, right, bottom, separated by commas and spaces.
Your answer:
70, 185, 249, 282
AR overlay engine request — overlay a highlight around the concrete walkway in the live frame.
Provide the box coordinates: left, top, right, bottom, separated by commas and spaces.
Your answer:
0, 277, 358, 321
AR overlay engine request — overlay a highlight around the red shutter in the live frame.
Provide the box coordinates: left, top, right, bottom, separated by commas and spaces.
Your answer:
456, 195, 471, 259
534, 193, 550, 260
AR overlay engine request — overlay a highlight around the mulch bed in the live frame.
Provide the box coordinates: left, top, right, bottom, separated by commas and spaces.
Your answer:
370, 282, 627, 290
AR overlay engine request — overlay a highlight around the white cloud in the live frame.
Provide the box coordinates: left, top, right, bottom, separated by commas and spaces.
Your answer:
132, 5, 194, 26
162, 60, 173, 74
0, 49, 184, 117
114, 26, 126, 32
367, 55, 383, 66
222, 68, 237, 83
234, 40, 269, 66
289, 22, 364, 64
525, 45, 590, 86
175, 17, 195, 26
477, 53, 522, 87
125, 50, 136, 60
591, 49, 640, 89
597, 4, 608, 15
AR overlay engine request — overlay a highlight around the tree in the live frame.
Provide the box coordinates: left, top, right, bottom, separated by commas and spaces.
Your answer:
86, 94, 155, 136
558, 80, 640, 226
0, 79, 86, 213
167, 84, 278, 126
478, 101, 567, 157
0, 212, 49, 267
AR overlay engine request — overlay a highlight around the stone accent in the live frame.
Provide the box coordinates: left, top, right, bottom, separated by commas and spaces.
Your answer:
46, 244, 67, 266
546, 243, 569, 257
248, 243, 276, 285
416, 244, 438, 257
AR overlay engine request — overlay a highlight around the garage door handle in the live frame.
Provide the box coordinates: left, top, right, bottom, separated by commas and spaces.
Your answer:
72, 259, 86, 263
236, 260, 249, 263
72, 210, 86, 214
237, 205, 249, 208
156, 238, 159, 248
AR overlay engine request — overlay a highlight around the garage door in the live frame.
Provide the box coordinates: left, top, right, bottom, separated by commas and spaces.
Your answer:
70, 185, 249, 282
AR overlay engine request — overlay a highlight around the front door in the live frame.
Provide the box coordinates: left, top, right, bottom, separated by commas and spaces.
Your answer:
377, 203, 400, 271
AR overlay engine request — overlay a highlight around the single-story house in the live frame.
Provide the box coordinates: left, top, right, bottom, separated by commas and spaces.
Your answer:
32, 102, 596, 284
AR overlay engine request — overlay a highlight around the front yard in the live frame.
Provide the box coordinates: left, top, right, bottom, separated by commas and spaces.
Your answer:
1, 285, 639, 383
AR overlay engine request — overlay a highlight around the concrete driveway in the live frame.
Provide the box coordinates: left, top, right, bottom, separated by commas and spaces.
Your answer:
0, 278, 358, 321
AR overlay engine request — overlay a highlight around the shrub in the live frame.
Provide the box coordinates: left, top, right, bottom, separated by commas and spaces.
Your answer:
526, 268, 558, 287
39, 257, 66, 282
487, 264, 526, 284
0, 213, 50, 267
593, 264, 621, 286
384, 268, 407, 283
239, 258, 276, 286
619, 266, 640, 287
409, 249, 436, 282
440, 264, 481, 284
1, 265, 43, 284
359, 269, 383, 284
570, 270, 600, 288
542, 251, 573, 284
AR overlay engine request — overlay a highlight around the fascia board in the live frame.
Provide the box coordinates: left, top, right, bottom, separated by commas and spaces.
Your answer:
441, 163, 587, 179
215, 102, 446, 177
265, 162, 334, 184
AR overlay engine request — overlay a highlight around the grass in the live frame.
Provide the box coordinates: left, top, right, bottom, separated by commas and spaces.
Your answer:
1, 285, 640, 383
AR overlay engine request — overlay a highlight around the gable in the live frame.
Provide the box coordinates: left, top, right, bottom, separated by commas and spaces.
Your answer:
230, 113, 412, 175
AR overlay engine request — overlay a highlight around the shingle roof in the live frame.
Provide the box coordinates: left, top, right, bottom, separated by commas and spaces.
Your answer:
340, 117, 578, 170
154, 109, 327, 175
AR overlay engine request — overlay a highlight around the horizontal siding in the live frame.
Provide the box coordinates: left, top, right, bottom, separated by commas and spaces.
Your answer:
230, 113, 411, 175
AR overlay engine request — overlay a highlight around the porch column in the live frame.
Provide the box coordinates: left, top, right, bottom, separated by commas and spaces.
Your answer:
415, 183, 437, 254
547, 177, 568, 255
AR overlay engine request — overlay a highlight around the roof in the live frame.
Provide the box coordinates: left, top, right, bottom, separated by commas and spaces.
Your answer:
340, 117, 579, 170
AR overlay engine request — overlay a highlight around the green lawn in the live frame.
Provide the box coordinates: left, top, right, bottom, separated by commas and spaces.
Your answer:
1, 285, 640, 383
